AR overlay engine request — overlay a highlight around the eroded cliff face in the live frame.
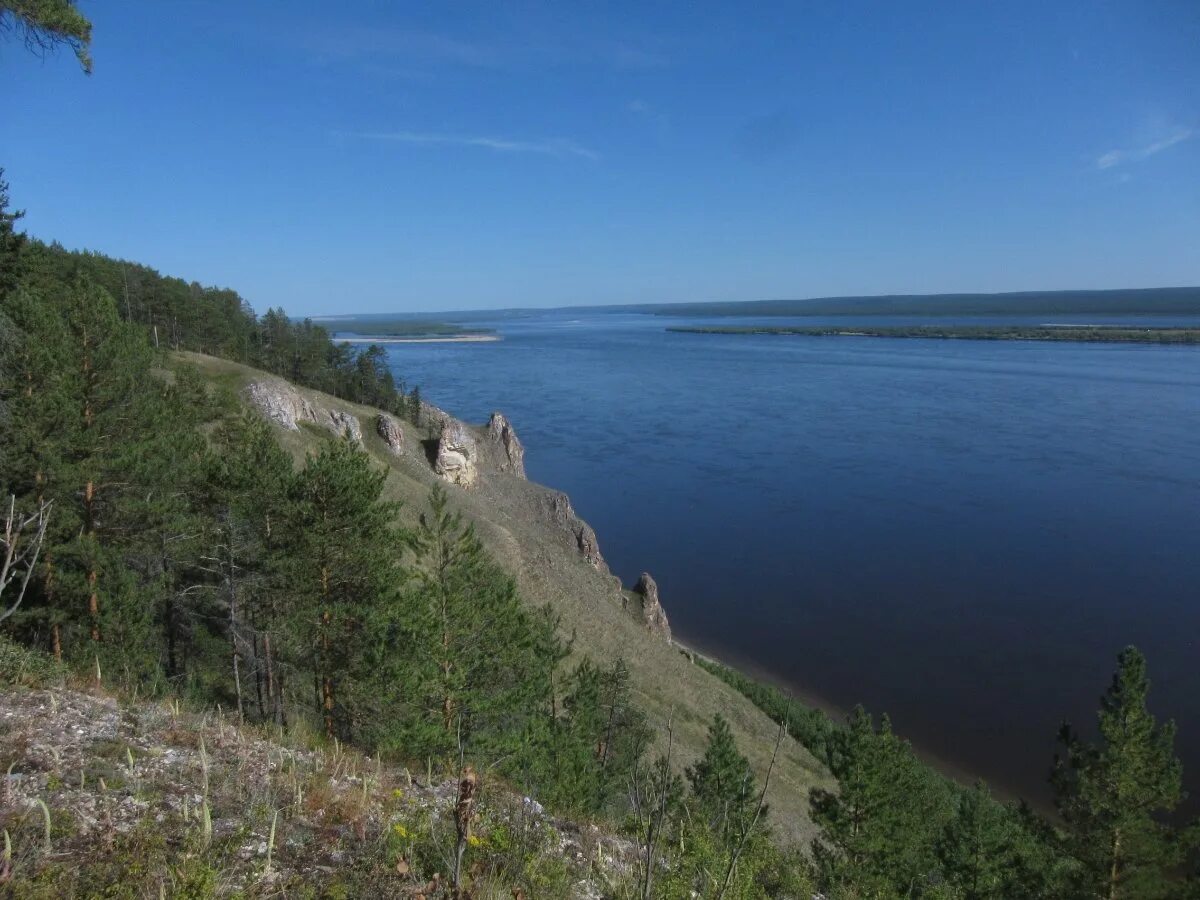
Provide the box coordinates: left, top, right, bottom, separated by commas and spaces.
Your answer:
485, 412, 526, 477
245, 377, 668, 639
634, 572, 672, 642
431, 410, 528, 488
244, 380, 363, 443
433, 420, 478, 487
542, 491, 607, 572
375, 413, 405, 456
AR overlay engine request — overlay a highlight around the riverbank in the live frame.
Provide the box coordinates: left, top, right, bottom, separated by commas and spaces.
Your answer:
674, 635, 1039, 811
668, 324, 1200, 344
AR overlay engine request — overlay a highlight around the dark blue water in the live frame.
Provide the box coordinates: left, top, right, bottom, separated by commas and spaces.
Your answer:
367, 311, 1200, 804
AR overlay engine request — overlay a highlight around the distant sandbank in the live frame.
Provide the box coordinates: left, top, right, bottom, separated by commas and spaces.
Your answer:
336, 334, 502, 344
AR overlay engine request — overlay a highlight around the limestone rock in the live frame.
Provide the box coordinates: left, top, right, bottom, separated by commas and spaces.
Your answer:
417, 401, 451, 432
375, 414, 405, 456
244, 380, 362, 444
434, 420, 478, 487
543, 492, 606, 571
485, 412, 526, 478
326, 409, 363, 443
244, 380, 316, 431
575, 521, 604, 570
634, 572, 671, 641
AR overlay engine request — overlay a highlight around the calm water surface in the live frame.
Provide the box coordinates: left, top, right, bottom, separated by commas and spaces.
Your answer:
366, 312, 1200, 804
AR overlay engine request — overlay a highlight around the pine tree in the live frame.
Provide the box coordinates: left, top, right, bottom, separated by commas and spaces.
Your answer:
0, 0, 93, 73
0, 169, 26, 297
810, 705, 952, 896
687, 713, 758, 843
2, 275, 176, 673
596, 658, 649, 787
205, 412, 296, 725
937, 782, 1021, 899
545, 657, 651, 814
1051, 646, 1191, 900
282, 437, 399, 739
387, 484, 560, 764
408, 385, 422, 426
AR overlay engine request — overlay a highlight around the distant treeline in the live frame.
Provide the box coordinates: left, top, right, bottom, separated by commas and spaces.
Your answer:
669, 324, 1200, 344
641, 287, 1200, 318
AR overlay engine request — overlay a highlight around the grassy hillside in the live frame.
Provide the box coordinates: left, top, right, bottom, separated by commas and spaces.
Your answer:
181, 352, 835, 845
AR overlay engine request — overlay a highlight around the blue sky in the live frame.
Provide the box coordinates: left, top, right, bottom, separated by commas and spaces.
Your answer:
2, 1, 1198, 315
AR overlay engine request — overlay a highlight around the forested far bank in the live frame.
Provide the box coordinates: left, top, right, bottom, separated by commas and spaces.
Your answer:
668, 324, 1200, 344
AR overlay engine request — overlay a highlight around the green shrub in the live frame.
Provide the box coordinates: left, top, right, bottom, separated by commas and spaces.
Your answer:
0, 636, 67, 688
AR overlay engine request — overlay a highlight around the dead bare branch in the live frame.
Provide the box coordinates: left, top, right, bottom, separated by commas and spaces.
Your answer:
0, 496, 53, 624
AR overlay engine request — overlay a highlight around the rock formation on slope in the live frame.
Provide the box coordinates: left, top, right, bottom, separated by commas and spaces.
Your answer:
375, 413, 405, 456
485, 412, 526, 477
634, 572, 671, 641
434, 420, 478, 487
244, 380, 363, 443
542, 491, 606, 571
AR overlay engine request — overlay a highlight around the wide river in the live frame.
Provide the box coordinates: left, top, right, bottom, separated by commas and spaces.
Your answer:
361, 311, 1200, 805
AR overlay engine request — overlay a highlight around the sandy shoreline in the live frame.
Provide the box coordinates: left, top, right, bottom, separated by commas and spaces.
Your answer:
336, 334, 501, 344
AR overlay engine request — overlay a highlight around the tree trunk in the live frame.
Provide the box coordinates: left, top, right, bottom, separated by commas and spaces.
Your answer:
252, 630, 265, 719
263, 631, 277, 724
87, 569, 99, 642
43, 555, 62, 660
319, 562, 335, 738
1108, 828, 1122, 900
227, 543, 244, 723
83, 479, 100, 643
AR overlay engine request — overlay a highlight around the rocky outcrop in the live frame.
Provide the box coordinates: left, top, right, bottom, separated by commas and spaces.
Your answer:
327, 409, 363, 443
434, 420, 478, 487
375, 413, 405, 456
245, 380, 362, 443
416, 400, 451, 432
485, 412, 526, 478
634, 572, 671, 641
543, 492, 606, 571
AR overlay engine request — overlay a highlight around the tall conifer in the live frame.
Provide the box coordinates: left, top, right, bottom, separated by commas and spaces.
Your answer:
1052, 646, 1191, 899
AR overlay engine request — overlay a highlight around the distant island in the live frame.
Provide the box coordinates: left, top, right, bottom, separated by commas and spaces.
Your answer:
668, 324, 1200, 344
338, 333, 501, 344
316, 317, 499, 343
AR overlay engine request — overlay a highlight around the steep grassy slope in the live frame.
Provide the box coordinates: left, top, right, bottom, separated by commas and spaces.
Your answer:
180, 352, 834, 844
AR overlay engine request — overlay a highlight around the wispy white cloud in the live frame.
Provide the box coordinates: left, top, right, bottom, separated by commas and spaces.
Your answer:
627, 99, 670, 134
306, 28, 501, 69
342, 130, 600, 161
298, 24, 668, 73
1095, 128, 1195, 170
